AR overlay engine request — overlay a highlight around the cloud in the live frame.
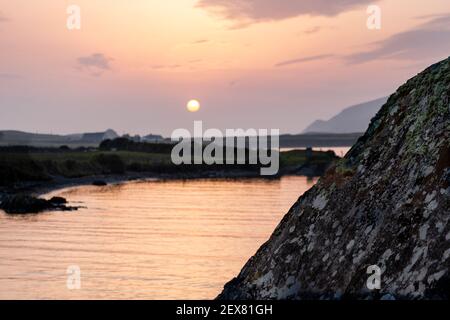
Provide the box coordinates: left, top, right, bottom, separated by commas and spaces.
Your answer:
414, 13, 450, 20
196, 0, 377, 26
76, 53, 113, 76
192, 39, 210, 44
275, 54, 335, 67
151, 64, 182, 70
345, 15, 450, 64
302, 26, 322, 35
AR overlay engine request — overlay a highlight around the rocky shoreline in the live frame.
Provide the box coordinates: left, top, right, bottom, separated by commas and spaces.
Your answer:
0, 167, 326, 214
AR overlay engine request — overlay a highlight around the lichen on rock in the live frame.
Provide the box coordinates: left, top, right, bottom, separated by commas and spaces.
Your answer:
218, 57, 450, 300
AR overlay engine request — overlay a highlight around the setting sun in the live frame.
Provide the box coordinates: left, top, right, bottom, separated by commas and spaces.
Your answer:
187, 99, 200, 112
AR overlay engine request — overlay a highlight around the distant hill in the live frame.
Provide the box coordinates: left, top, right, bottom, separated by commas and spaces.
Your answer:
0, 129, 118, 147
0, 128, 371, 149
279, 132, 362, 148
303, 97, 388, 134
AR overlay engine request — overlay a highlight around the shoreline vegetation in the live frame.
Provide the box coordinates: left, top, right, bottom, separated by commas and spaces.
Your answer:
0, 138, 340, 214
0, 130, 363, 149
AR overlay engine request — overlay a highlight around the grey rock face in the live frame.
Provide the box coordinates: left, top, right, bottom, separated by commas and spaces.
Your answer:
219, 57, 450, 300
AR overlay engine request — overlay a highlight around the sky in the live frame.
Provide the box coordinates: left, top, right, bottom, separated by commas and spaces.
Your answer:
0, 0, 449, 136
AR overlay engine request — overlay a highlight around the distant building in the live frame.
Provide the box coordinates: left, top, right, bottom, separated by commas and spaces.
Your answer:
132, 135, 141, 142
142, 134, 164, 143
120, 134, 141, 142
305, 147, 313, 160
81, 129, 118, 143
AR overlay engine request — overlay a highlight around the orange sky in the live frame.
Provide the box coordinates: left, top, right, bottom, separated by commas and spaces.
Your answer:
0, 0, 449, 135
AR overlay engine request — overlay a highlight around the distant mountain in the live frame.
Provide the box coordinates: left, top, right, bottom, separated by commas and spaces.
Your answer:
0, 129, 118, 147
303, 97, 388, 134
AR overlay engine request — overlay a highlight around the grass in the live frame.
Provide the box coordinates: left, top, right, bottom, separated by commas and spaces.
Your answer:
0, 148, 339, 187
280, 149, 337, 167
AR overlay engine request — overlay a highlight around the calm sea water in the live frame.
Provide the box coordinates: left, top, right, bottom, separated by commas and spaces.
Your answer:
0, 176, 317, 299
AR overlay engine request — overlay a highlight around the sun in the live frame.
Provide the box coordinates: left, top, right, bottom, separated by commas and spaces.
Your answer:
187, 99, 200, 112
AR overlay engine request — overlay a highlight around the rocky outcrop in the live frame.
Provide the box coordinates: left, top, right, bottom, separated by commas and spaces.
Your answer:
92, 180, 108, 186
0, 194, 77, 214
219, 57, 450, 300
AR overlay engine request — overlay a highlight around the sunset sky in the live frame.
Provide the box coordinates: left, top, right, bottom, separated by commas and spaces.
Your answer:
0, 0, 449, 136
